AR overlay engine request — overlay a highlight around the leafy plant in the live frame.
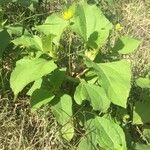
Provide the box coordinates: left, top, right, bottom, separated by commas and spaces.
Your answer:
1, 0, 144, 149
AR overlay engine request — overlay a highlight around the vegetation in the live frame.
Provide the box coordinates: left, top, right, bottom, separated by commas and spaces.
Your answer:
0, 0, 149, 149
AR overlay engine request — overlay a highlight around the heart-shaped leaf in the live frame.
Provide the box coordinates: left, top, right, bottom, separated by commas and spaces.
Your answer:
85, 59, 131, 108
71, 1, 112, 49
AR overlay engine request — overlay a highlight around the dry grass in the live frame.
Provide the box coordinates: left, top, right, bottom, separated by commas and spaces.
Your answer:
0, 97, 70, 150
121, 0, 150, 77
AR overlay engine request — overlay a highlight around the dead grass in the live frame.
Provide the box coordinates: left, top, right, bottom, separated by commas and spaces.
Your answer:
0, 97, 70, 150
121, 0, 150, 77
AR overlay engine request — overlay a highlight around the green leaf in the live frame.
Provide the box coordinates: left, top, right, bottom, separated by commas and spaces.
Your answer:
134, 144, 150, 150
78, 136, 97, 150
133, 101, 150, 124
27, 78, 42, 96
42, 34, 55, 52
12, 34, 56, 57
36, 14, 68, 45
85, 70, 98, 84
0, 30, 10, 57
41, 34, 57, 58
85, 59, 131, 108
78, 117, 98, 150
86, 117, 126, 150
71, 1, 112, 49
12, 35, 42, 51
51, 94, 74, 141
31, 88, 54, 112
113, 36, 141, 54
6, 25, 30, 36
74, 82, 110, 112
48, 68, 66, 91
10, 57, 57, 95
61, 122, 74, 142
78, 138, 91, 150
136, 77, 150, 88
52, 94, 73, 125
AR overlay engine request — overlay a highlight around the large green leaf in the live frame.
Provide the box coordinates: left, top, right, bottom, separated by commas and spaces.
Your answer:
85, 117, 126, 150
85, 59, 131, 108
113, 36, 141, 54
10, 57, 57, 95
31, 88, 54, 112
74, 82, 110, 112
136, 77, 150, 88
51, 94, 74, 141
36, 14, 68, 45
133, 101, 150, 124
71, 1, 112, 49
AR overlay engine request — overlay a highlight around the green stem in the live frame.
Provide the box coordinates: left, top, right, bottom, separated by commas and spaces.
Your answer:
68, 33, 72, 75
13, 95, 18, 102
66, 75, 80, 83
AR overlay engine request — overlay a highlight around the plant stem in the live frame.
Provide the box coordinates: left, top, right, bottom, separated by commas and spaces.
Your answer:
68, 33, 72, 76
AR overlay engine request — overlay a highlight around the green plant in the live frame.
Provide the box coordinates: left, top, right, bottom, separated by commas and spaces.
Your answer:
1, 0, 147, 149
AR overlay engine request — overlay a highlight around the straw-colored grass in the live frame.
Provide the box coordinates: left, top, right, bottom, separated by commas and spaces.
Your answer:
121, 0, 150, 77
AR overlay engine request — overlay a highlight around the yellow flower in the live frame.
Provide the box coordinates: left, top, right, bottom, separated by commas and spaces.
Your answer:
115, 23, 124, 32
63, 10, 73, 20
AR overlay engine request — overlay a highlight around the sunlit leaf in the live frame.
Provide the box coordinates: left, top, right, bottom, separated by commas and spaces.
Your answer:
10, 57, 57, 95
136, 77, 150, 88
85, 58, 131, 108
36, 14, 68, 45
71, 1, 112, 49
113, 36, 141, 54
